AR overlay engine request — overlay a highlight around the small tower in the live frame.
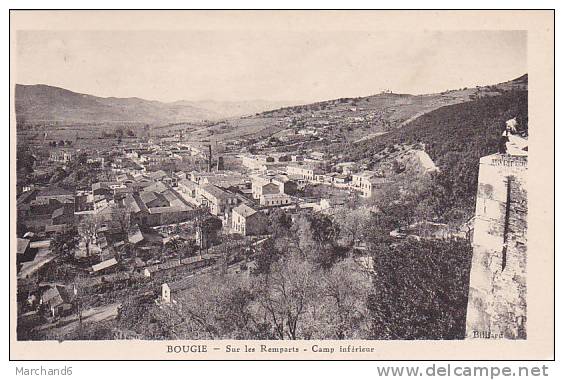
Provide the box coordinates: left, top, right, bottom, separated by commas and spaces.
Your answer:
217, 156, 224, 171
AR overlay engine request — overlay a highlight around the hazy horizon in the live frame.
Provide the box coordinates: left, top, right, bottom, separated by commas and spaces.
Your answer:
16, 30, 526, 104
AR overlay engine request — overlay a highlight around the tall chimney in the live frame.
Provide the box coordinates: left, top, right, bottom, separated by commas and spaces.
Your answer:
207, 145, 212, 172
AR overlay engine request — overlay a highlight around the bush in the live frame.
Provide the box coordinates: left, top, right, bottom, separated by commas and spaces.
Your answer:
368, 238, 473, 339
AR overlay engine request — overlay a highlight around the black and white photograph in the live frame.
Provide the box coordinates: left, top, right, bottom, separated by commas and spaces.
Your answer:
9, 9, 554, 361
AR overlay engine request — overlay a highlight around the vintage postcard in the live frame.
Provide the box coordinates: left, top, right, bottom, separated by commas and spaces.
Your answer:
9, 10, 554, 360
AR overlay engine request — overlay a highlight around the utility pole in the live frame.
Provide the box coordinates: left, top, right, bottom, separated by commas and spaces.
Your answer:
72, 281, 83, 337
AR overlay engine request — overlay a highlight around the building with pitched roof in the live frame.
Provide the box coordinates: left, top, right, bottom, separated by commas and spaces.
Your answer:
286, 164, 324, 181
260, 193, 292, 207
197, 184, 239, 216
41, 285, 74, 318
16, 238, 34, 264
145, 170, 168, 181
178, 179, 199, 199
51, 207, 74, 225
35, 187, 74, 204
351, 170, 392, 197
231, 204, 267, 236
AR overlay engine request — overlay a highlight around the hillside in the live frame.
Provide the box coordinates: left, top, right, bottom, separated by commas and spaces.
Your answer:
189, 75, 528, 142
345, 89, 528, 165
180, 99, 297, 120
15, 84, 296, 125
338, 87, 528, 221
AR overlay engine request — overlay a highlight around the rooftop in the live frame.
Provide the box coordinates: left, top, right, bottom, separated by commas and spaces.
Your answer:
355, 170, 379, 179
148, 205, 193, 214
128, 225, 145, 245
51, 207, 66, 219
37, 186, 73, 197
124, 194, 142, 213
200, 184, 233, 201
139, 191, 158, 205
146, 170, 168, 180
233, 203, 258, 218
161, 190, 181, 205
143, 181, 169, 194
92, 258, 118, 272
92, 182, 111, 191
17, 238, 30, 255
369, 177, 392, 185
178, 179, 199, 190
41, 285, 73, 306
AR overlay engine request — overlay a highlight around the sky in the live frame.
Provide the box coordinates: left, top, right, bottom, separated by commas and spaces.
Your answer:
15, 29, 526, 103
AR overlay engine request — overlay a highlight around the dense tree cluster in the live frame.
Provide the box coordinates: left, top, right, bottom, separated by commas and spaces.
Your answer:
368, 238, 472, 340
111, 206, 472, 341
17, 145, 37, 173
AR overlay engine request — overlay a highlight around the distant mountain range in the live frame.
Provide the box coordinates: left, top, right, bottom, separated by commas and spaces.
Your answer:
15, 75, 527, 129
14, 84, 297, 124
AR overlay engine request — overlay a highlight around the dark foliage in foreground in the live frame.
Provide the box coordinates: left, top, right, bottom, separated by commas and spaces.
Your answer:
368, 238, 473, 339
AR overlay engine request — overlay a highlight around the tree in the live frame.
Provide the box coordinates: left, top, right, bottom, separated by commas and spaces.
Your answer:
16, 147, 35, 176
292, 212, 339, 250
316, 259, 371, 339
78, 214, 101, 258
292, 212, 342, 268
48, 167, 66, 184
345, 190, 361, 210
165, 236, 184, 255
267, 208, 292, 238
252, 238, 282, 275
110, 204, 131, 234
76, 152, 88, 165
333, 207, 372, 248
196, 214, 223, 253
253, 255, 318, 339
115, 127, 124, 139
51, 227, 79, 260
163, 274, 263, 339
370, 179, 420, 230
72, 274, 90, 336
367, 238, 473, 340
115, 249, 375, 340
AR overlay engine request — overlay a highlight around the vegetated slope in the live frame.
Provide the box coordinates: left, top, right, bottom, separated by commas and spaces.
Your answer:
192, 74, 528, 142
15, 84, 297, 125
343, 89, 528, 220
191, 91, 479, 142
